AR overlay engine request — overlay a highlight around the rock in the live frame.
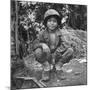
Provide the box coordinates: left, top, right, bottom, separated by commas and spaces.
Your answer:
62, 58, 87, 74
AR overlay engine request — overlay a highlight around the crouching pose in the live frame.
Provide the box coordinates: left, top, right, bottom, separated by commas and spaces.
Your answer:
33, 9, 74, 81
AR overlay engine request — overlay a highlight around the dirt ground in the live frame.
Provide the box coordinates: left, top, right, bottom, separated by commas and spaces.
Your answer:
13, 56, 87, 89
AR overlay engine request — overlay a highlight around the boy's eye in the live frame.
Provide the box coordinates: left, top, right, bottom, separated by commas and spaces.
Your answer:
48, 19, 57, 23
48, 18, 57, 23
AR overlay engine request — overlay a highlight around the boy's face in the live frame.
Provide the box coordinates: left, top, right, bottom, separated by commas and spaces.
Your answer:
46, 17, 58, 31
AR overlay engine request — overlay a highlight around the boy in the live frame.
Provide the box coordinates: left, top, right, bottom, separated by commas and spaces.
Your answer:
33, 9, 73, 81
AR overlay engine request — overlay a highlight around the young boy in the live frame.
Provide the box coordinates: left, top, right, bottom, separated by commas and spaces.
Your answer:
33, 9, 73, 81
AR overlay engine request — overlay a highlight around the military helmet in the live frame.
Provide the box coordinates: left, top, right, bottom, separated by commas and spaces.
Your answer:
43, 9, 62, 26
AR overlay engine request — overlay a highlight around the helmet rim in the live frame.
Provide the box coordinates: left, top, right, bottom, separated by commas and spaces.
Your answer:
43, 9, 62, 26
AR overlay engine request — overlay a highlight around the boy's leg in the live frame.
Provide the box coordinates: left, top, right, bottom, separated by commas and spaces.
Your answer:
61, 47, 74, 64
42, 61, 52, 81
55, 47, 74, 70
34, 44, 51, 63
34, 47, 52, 81
55, 48, 73, 80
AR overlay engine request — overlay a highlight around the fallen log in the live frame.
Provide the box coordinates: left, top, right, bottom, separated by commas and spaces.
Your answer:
15, 76, 47, 89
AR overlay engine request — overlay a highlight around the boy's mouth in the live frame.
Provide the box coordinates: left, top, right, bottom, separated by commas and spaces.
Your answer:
49, 26, 56, 30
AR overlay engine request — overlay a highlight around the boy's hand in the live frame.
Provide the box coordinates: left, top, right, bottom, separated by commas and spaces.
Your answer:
55, 48, 60, 55
34, 47, 43, 59
55, 48, 62, 58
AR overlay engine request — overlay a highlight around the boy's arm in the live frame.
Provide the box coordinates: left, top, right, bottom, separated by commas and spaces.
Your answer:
55, 35, 70, 53
33, 31, 45, 50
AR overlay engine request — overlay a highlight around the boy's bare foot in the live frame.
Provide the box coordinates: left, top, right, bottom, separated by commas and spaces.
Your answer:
41, 71, 50, 82
56, 70, 66, 80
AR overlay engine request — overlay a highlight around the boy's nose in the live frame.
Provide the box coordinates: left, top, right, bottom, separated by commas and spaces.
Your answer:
50, 21, 54, 25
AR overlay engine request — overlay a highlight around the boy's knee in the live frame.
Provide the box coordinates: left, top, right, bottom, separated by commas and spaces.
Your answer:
62, 47, 73, 58
67, 48, 74, 55
34, 47, 51, 63
61, 48, 74, 64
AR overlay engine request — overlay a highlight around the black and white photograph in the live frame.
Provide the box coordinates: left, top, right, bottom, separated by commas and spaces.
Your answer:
11, 0, 87, 89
